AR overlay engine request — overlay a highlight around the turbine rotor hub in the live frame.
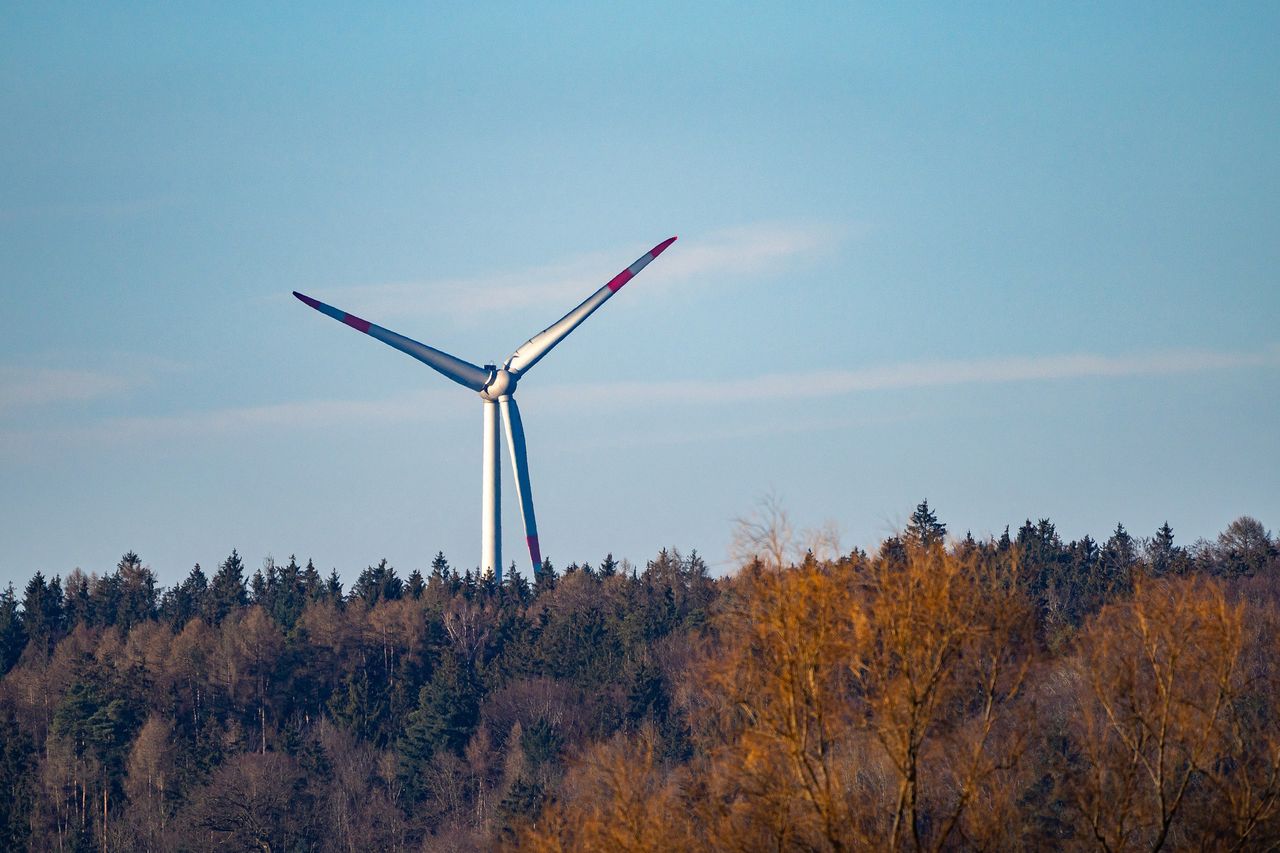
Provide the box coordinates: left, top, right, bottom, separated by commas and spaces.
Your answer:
479, 366, 517, 401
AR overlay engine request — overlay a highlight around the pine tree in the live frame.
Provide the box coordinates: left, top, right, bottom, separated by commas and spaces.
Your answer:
906, 499, 947, 548
88, 570, 122, 627
205, 550, 247, 625
250, 567, 269, 605
160, 563, 207, 628
1101, 523, 1138, 599
398, 652, 481, 803
352, 559, 402, 607
1148, 522, 1186, 576
534, 558, 556, 598
21, 571, 62, 653
0, 584, 26, 675
116, 551, 158, 631
406, 569, 426, 600
328, 667, 389, 746
0, 708, 35, 851
599, 553, 619, 578
325, 568, 344, 604
504, 565, 531, 603
273, 556, 306, 629
301, 559, 324, 601
62, 569, 92, 629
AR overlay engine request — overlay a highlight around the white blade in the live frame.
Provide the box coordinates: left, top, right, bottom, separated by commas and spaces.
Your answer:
499, 396, 541, 572
294, 292, 491, 391
504, 237, 676, 376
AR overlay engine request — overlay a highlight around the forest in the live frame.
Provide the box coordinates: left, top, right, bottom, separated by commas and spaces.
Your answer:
0, 504, 1278, 851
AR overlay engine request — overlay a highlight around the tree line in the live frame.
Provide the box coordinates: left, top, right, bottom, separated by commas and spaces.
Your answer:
0, 505, 1277, 850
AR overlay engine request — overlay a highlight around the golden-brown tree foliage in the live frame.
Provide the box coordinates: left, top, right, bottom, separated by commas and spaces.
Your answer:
518, 546, 1034, 852
858, 547, 1034, 851
1064, 576, 1280, 851
518, 725, 693, 853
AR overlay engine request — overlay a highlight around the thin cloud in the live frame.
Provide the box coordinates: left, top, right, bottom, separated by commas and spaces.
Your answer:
0, 389, 459, 458
311, 222, 846, 323
7, 343, 1274, 451
0, 367, 141, 414
75, 390, 459, 442
540, 345, 1280, 407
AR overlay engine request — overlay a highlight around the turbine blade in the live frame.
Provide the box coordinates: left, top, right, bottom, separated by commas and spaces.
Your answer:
504, 236, 677, 376
293, 291, 490, 392
499, 396, 542, 572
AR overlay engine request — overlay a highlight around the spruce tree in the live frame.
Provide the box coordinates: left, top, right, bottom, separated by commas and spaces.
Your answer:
21, 572, 62, 653
398, 652, 481, 802
325, 568, 344, 604
0, 708, 35, 850
353, 559, 402, 607
161, 563, 208, 628
273, 556, 306, 629
301, 559, 324, 601
1101, 523, 1137, 593
406, 569, 426, 600
599, 553, 619, 578
1149, 522, 1186, 576
906, 499, 947, 548
205, 550, 247, 625
116, 551, 158, 631
0, 585, 26, 675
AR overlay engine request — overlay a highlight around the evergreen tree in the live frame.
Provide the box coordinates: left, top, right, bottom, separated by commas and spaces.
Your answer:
301, 559, 324, 601
406, 568, 426, 600
328, 667, 390, 746
1101, 523, 1138, 594
430, 551, 450, 580
325, 568, 344, 604
0, 585, 26, 675
62, 569, 92, 628
51, 659, 145, 828
399, 652, 481, 798
599, 553, 619, 578
1148, 522, 1187, 576
160, 563, 208, 628
0, 707, 35, 851
21, 571, 62, 653
116, 551, 158, 631
352, 559, 403, 607
205, 550, 247, 625
504, 565, 531, 603
879, 535, 908, 568
906, 499, 947, 548
88, 570, 122, 627
497, 775, 545, 829
534, 557, 557, 597
250, 567, 269, 606
273, 555, 307, 629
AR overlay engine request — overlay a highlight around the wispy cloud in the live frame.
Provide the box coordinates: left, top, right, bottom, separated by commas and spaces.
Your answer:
0, 367, 141, 415
0, 389, 458, 456
311, 222, 846, 323
538, 345, 1280, 408
7, 344, 1274, 451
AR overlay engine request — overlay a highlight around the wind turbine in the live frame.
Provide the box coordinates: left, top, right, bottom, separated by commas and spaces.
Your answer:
294, 236, 677, 582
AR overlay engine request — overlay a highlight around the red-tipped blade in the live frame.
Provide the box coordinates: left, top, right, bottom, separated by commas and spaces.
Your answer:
505, 236, 679, 375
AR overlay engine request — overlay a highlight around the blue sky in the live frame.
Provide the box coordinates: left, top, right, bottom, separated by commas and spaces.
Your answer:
2, 3, 1277, 586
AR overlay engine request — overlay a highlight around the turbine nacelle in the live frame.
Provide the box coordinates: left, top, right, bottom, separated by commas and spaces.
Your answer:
479, 366, 518, 401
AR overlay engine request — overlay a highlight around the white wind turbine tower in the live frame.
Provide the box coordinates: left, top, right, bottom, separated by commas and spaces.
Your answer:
294, 236, 676, 582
